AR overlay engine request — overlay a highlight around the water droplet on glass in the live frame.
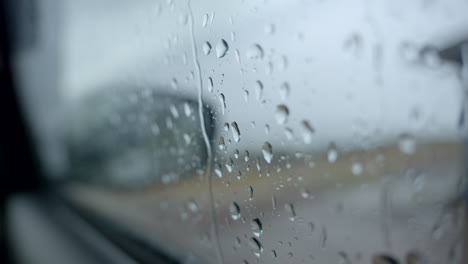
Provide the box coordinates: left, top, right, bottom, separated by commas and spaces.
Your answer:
271, 196, 277, 210
248, 186, 254, 200
320, 226, 327, 249
398, 133, 416, 154
229, 122, 241, 142
219, 93, 226, 114
285, 203, 296, 221
170, 78, 178, 89
413, 173, 426, 191
279, 82, 290, 100
248, 237, 263, 257
235, 49, 241, 64
251, 218, 263, 237
275, 104, 289, 125
218, 136, 225, 150
203, 41, 212, 55
202, 13, 209, 28
230, 31, 236, 42
234, 149, 239, 159
244, 150, 250, 162
264, 124, 270, 135
421, 45, 442, 68
343, 33, 362, 57
300, 188, 311, 199
327, 143, 338, 163
169, 104, 179, 118
214, 163, 223, 178
183, 102, 192, 117
183, 133, 191, 145
187, 200, 199, 213
206, 77, 214, 93
351, 161, 363, 176
301, 120, 314, 144
254, 80, 263, 101
246, 44, 264, 60
284, 128, 294, 140
262, 142, 273, 164
226, 159, 234, 173
242, 89, 249, 103
229, 202, 241, 220
216, 39, 229, 58
223, 122, 230, 132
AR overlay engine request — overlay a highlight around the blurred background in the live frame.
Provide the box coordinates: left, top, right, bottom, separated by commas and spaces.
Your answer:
1, 0, 468, 263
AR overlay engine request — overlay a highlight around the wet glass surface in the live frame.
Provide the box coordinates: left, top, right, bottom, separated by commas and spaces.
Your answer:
9, 0, 468, 263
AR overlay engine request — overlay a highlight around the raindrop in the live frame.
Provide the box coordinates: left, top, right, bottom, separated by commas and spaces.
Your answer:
270, 250, 277, 258
327, 143, 338, 163
187, 200, 199, 213
170, 78, 178, 89
254, 80, 263, 101
398, 133, 416, 154
243, 89, 249, 103
203, 41, 212, 55
248, 186, 254, 200
271, 196, 277, 210
244, 150, 250, 161
231, 122, 241, 142
230, 31, 236, 42
301, 120, 314, 144
264, 124, 270, 135
413, 173, 426, 191
216, 39, 229, 58
279, 82, 290, 100
202, 13, 209, 28
169, 104, 179, 118
256, 157, 262, 171
235, 49, 241, 64
214, 163, 223, 178
225, 159, 234, 173
219, 93, 226, 114
338, 252, 352, 264
275, 104, 289, 125
207, 77, 214, 93
246, 44, 264, 60
183, 134, 191, 145
218, 136, 225, 150
284, 128, 294, 140
421, 45, 441, 68
351, 161, 363, 176
262, 142, 273, 164
343, 33, 363, 56
320, 226, 327, 249
300, 188, 311, 199
183, 101, 192, 117
248, 237, 263, 257
234, 149, 240, 159
251, 218, 263, 237
223, 122, 230, 131
229, 202, 241, 220
285, 203, 296, 221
